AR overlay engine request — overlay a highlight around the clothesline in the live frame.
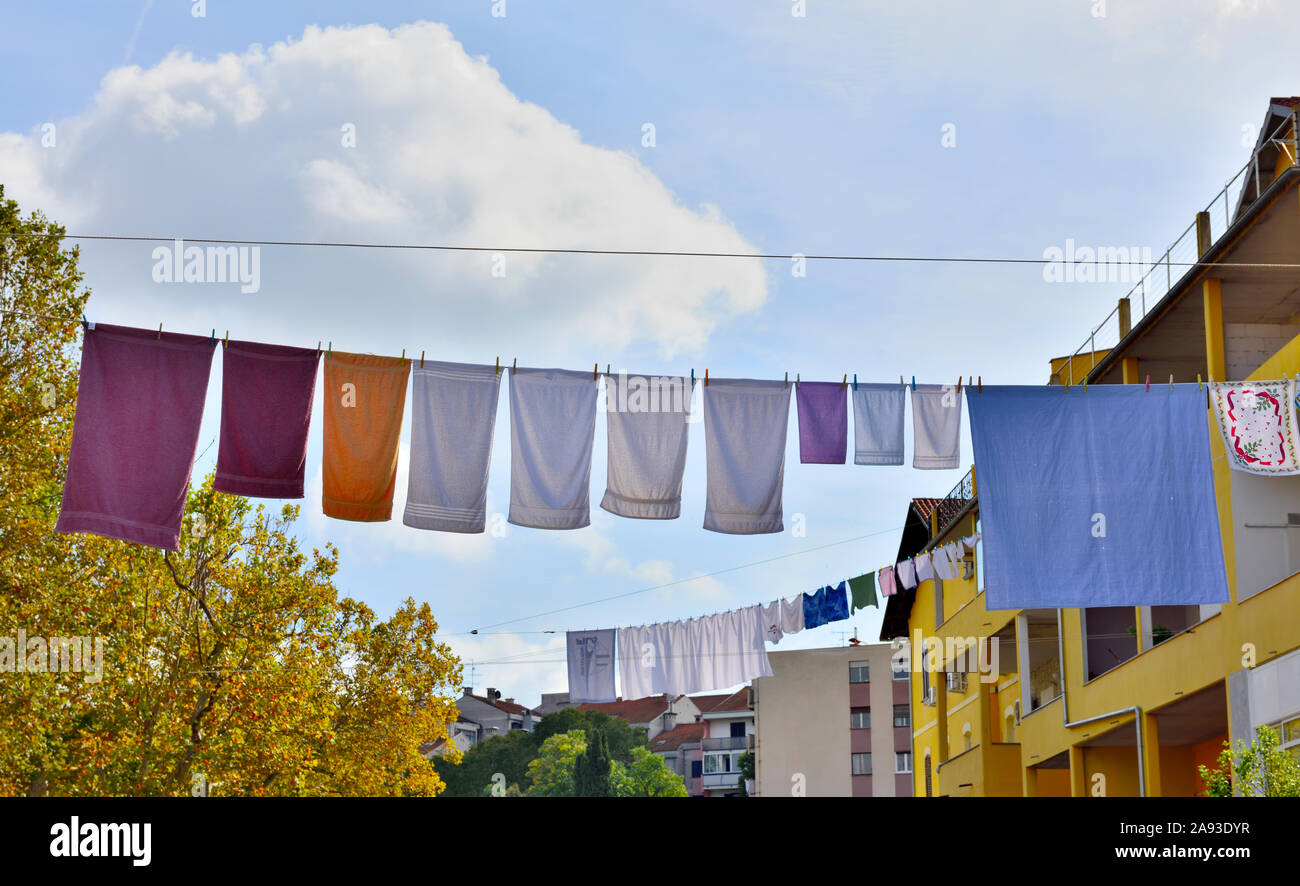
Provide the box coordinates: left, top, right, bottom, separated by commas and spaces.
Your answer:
9, 230, 1300, 268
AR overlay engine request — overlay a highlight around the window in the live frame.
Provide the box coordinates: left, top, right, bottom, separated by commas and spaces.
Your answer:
690, 760, 702, 778
892, 657, 909, 681
703, 754, 728, 774
1279, 715, 1300, 763
851, 707, 871, 729
893, 705, 911, 728
730, 722, 746, 738
849, 661, 870, 683
895, 752, 913, 774
852, 752, 872, 776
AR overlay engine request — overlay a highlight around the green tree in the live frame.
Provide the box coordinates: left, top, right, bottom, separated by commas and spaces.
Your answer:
435, 728, 537, 797
737, 751, 755, 797
532, 707, 648, 762
0, 188, 463, 796
526, 730, 587, 796
611, 746, 688, 797
574, 728, 612, 796
1199, 724, 1300, 797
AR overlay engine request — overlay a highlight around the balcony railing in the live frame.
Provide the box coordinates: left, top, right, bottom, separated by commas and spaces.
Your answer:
701, 771, 742, 790
702, 735, 752, 751
934, 468, 974, 538
1062, 111, 1298, 385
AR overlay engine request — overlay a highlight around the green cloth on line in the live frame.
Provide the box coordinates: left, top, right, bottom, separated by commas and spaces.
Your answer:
848, 572, 878, 612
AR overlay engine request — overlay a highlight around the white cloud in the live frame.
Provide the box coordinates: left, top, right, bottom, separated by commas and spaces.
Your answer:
0, 21, 766, 360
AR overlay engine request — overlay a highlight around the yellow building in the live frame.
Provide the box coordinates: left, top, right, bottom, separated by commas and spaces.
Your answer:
881, 97, 1300, 797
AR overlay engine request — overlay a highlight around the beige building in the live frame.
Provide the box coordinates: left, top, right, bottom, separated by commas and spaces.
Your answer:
752, 644, 913, 797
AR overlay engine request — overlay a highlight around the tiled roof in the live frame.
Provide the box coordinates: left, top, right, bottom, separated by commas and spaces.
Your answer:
467, 694, 531, 716
693, 687, 750, 713
911, 497, 944, 524
578, 695, 678, 724
650, 722, 706, 752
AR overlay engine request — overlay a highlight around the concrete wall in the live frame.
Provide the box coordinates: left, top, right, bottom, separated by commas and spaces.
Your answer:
1224, 323, 1300, 381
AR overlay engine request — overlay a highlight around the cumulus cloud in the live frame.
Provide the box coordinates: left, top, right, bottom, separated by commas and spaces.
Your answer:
0, 20, 766, 360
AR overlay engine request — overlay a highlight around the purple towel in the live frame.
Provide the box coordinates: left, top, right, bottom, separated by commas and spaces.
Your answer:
796, 381, 847, 464
56, 323, 216, 550
214, 340, 319, 498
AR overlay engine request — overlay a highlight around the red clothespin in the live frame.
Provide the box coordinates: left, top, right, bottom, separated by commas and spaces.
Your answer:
594, 362, 598, 381
705, 368, 709, 387
1145, 374, 1150, 392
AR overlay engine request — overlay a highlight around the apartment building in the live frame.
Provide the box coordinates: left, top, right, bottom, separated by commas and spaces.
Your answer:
456, 687, 536, 739
881, 97, 1300, 797
751, 644, 913, 797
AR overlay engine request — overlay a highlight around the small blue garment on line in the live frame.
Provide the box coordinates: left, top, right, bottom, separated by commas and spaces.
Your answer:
967, 384, 1229, 610
802, 582, 850, 628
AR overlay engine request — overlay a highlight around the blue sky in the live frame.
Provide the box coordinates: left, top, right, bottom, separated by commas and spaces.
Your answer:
1, 0, 1294, 705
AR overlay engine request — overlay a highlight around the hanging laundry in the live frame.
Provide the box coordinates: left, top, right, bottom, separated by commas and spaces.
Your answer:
780, 593, 805, 636
617, 623, 657, 700
962, 531, 980, 549
848, 572, 878, 612
933, 543, 959, 581
1210, 379, 1300, 475
761, 599, 784, 642
796, 381, 848, 464
56, 323, 216, 550
819, 581, 850, 623
507, 368, 599, 529
567, 629, 617, 703
879, 565, 898, 597
403, 360, 502, 533
852, 382, 906, 466
911, 383, 963, 469
702, 378, 792, 534
601, 373, 694, 519
322, 352, 410, 521
914, 550, 935, 583
968, 385, 1228, 608
214, 340, 319, 499
897, 558, 918, 589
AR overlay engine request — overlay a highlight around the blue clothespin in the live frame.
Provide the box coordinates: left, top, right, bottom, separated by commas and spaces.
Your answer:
81, 313, 88, 330
852, 373, 857, 392
210, 328, 215, 346
911, 375, 916, 392
690, 369, 694, 387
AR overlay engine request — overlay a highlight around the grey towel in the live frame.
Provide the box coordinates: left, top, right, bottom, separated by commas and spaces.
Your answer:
702, 378, 792, 534
601, 372, 694, 519
403, 360, 502, 533
911, 383, 962, 469
852, 382, 906, 465
508, 367, 598, 529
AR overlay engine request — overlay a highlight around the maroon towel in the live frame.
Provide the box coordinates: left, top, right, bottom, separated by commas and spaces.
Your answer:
214, 340, 319, 499
56, 323, 216, 550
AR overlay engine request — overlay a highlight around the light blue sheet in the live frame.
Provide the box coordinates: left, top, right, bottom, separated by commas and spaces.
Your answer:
968, 384, 1228, 610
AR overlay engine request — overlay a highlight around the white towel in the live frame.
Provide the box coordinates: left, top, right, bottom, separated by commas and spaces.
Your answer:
507, 368, 598, 529
601, 373, 694, 519
915, 551, 935, 583
566, 629, 617, 703
780, 594, 805, 636
934, 543, 960, 580
852, 382, 906, 465
911, 383, 963, 469
898, 558, 918, 589
617, 624, 656, 699
403, 361, 502, 533
702, 378, 792, 534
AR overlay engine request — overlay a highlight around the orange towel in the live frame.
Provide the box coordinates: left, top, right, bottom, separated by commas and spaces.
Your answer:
322, 352, 411, 521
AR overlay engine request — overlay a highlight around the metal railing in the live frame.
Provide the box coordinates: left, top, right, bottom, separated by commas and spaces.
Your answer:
1063, 111, 1299, 385
702, 735, 752, 751
934, 467, 975, 539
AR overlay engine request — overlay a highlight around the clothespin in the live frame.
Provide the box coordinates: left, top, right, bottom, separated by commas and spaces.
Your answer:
690, 369, 695, 386
401, 348, 405, 360
978, 375, 982, 393
956, 376, 962, 396
606, 363, 610, 377
210, 328, 215, 346
512, 357, 517, 374
316, 341, 322, 357
796, 373, 801, 385
852, 374, 858, 392
1197, 373, 1202, 391
495, 356, 501, 375
157, 323, 162, 340
911, 376, 916, 392
841, 374, 847, 391
81, 313, 89, 330
224, 330, 229, 349
1083, 377, 1088, 394
705, 368, 709, 387
593, 362, 598, 381
900, 375, 905, 390
1169, 373, 1174, 390
784, 372, 788, 388
1145, 374, 1151, 392
420, 350, 425, 368
328, 341, 332, 357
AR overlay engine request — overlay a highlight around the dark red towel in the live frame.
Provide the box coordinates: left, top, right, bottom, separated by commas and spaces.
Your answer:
56, 323, 216, 550
214, 340, 319, 499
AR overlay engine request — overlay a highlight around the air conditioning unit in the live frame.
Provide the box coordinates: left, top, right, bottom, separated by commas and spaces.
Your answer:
922, 686, 937, 706
946, 672, 968, 693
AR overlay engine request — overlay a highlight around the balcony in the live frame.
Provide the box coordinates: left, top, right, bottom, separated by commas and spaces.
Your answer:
934, 468, 974, 539
701, 771, 742, 790
702, 735, 752, 751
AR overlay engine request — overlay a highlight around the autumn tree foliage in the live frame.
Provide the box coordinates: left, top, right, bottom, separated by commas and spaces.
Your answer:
0, 187, 462, 795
